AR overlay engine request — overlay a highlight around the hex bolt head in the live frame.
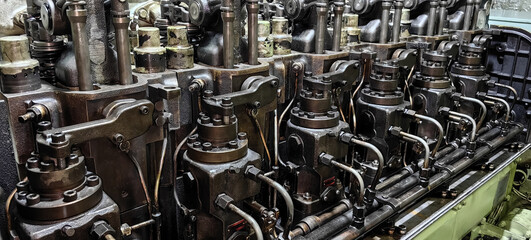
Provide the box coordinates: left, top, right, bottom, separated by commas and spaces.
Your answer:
62, 225, 76, 237
215, 193, 234, 210
202, 142, 212, 151
221, 97, 232, 105
292, 107, 300, 114
16, 180, 29, 191
450, 189, 458, 198
37, 121, 52, 132
200, 116, 210, 124
238, 132, 247, 140
398, 225, 407, 235
139, 106, 150, 115
87, 175, 100, 187
27, 157, 39, 169
192, 142, 202, 148
39, 161, 54, 171
68, 154, 79, 165
51, 132, 66, 143
327, 111, 335, 118
228, 140, 238, 149
17, 191, 28, 200
26, 193, 40, 205
212, 118, 222, 126
63, 190, 78, 202
441, 190, 448, 198
187, 135, 197, 143
203, 90, 214, 98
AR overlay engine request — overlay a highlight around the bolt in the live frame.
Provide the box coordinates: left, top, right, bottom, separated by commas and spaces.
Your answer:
202, 142, 212, 151
327, 111, 335, 118
200, 116, 210, 124
26, 193, 40, 205
51, 132, 66, 143
193, 142, 202, 148
63, 190, 78, 202
139, 106, 150, 115
37, 121, 52, 132
68, 154, 79, 165
27, 157, 39, 168
87, 175, 100, 187
17, 191, 28, 200
303, 192, 312, 201
270, 81, 279, 88
221, 97, 232, 106
292, 107, 300, 114
113, 134, 125, 143
203, 90, 214, 98
119, 141, 131, 152
398, 225, 407, 235
450, 189, 457, 198
39, 161, 54, 171
188, 135, 197, 143
62, 225, 76, 237
238, 132, 248, 140
212, 118, 222, 126
16, 180, 29, 191
229, 140, 238, 149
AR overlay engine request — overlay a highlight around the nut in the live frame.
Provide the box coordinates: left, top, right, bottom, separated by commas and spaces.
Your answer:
91, 221, 116, 239
215, 193, 234, 210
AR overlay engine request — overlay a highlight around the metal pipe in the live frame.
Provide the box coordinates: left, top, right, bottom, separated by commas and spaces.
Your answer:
315, 0, 329, 54
375, 168, 411, 191
111, 0, 133, 85
379, 174, 419, 198
413, 113, 444, 157
398, 130, 430, 169
130, 219, 156, 231
350, 138, 384, 190
104, 234, 116, 240
296, 124, 524, 240
459, 95, 487, 131
449, 110, 477, 141
392, 0, 404, 42
221, 0, 235, 68
426, 0, 438, 36
227, 203, 264, 240
463, 0, 474, 30
494, 82, 519, 111
435, 147, 466, 166
331, 160, 365, 205
438, 0, 448, 35
433, 143, 458, 160
247, 0, 259, 65
380, 0, 392, 43
66, 0, 92, 90
332, 0, 345, 51
289, 200, 352, 237
484, 95, 511, 122
471, 0, 481, 30
257, 174, 294, 238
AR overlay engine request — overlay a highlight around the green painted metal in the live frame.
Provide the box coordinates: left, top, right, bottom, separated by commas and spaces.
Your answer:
412, 161, 518, 240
